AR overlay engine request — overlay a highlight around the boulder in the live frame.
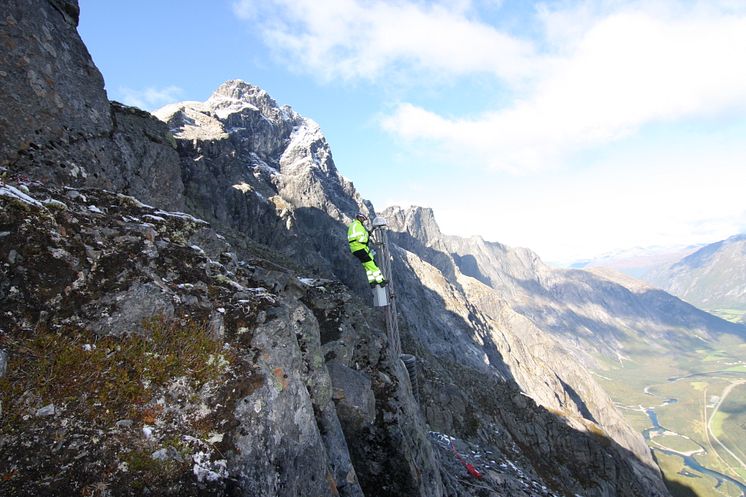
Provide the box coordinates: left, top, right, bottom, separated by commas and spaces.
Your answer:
327, 362, 376, 432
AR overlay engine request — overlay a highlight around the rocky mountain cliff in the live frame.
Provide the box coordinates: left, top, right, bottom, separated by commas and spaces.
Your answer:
153, 81, 370, 295
1, 0, 184, 212
0, 178, 445, 497
150, 79, 673, 496
1, 1, 676, 496
643, 234, 746, 323
385, 207, 745, 362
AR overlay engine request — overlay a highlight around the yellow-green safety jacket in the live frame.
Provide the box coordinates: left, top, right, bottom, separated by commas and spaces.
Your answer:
347, 219, 370, 252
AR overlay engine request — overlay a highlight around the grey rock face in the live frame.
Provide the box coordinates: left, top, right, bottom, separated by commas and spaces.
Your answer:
0, 179, 369, 495
300, 280, 445, 497
383, 205, 671, 496
231, 301, 357, 497
328, 362, 376, 431
0, 349, 7, 377
107, 103, 184, 210
0, 0, 110, 167
1, 1, 184, 211
154, 80, 370, 292
0, 177, 445, 497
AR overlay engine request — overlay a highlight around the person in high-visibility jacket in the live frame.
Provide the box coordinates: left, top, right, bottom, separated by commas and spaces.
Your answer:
348, 213, 387, 287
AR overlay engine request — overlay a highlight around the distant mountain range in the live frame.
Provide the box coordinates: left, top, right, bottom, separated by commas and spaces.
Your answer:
387, 209, 745, 361
570, 244, 703, 278
643, 234, 746, 323
573, 236, 746, 324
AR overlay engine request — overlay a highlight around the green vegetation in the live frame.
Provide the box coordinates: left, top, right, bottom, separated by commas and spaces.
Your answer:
119, 439, 193, 491
0, 317, 233, 426
655, 450, 718, 497
717, 383, 746, 465
654, 378, 727, 444
708, 308, 746, 324
652, 435, 702, 454
595, 336, 746, 497
711, 411, 727, 438
617, 408, 653, 433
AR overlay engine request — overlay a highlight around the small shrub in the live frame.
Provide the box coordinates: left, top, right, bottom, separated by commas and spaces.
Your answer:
120, 448, 187, 488
0, 316, 233, 427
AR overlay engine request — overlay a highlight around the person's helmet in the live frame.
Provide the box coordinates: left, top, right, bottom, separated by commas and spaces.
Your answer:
355, 213, 368, 222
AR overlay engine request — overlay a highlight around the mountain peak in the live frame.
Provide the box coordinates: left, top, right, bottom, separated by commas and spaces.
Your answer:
382, 205, 444, 245
155, 80, 303, 141
210, 79, 275, 106
204, 79, 295, 121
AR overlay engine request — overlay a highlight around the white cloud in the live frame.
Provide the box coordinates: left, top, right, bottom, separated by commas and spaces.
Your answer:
116, 85, 184, 111
235, 0, 746, 172
425, 137, 746, 262
232, 0, 539, 84
234, 0, 746, 258
383, 4, 746, 171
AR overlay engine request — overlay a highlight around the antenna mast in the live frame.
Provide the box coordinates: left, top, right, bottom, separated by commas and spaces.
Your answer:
371, 216, 401, 357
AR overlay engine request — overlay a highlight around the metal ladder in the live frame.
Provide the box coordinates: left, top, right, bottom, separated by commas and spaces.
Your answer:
371, 217, 418, 399
370, 216, 400, 356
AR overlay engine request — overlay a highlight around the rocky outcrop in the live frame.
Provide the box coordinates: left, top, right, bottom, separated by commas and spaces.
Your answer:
154, 81, 369, 292
0, 178, 440, 497
0, 0, 109, 167
1, 0, 184, 211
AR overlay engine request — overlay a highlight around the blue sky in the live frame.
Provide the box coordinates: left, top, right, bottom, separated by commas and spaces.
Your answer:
78, 0, 746, 264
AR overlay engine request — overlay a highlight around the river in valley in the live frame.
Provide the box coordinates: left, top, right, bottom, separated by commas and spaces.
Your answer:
644, 408, 746, 496
642, 371, 746, 497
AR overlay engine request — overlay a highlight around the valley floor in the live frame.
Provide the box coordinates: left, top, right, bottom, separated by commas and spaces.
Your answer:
595, 336, 746, 497
708, 309, 746, 326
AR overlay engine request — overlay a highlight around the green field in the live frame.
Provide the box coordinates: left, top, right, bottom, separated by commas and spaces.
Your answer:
717, 383, 746, 478
708, 308, 746, 324
595, 335, 746, 497
654, 451, 718, 497
652, 435, 703, 454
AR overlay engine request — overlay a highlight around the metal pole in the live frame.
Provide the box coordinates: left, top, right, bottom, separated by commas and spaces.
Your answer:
371, 218, 401, 357
371, 217, 419, 400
